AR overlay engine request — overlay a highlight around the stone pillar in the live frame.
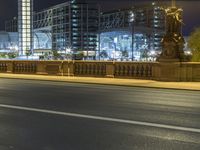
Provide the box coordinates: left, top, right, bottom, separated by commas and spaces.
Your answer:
6, 61, 14, 73
158, 62, 181, 81
36, 61, 48, 75
62, 61, 75, 76
106, 61, 115, 78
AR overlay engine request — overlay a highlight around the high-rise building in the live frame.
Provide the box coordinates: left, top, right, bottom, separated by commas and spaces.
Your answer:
4, 1, 166, 60
99, 3, 165, 60
33, 1, 99, 58
18, 0, 33, 56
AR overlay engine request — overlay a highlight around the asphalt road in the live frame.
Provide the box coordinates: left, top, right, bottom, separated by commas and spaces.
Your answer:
0, 78, 199, 150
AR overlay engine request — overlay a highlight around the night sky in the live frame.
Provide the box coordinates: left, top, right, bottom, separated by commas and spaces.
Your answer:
0, 0, 200, 36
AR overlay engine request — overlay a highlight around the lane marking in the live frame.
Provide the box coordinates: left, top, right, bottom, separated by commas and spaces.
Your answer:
0, 104, 200, 133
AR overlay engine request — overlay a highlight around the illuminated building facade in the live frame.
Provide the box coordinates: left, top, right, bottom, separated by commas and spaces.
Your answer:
0, 31, 18, 53
98, 3, 165, 60
18, 0, 33, 56
32, 0, 99, 58
4, 1, 166, 60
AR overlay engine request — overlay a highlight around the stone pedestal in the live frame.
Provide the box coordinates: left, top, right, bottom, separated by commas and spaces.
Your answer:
158, 62, 181, 81
106, 62, 115, 78
6, 61, 14, 73
159, 34, 185, 62
159, 6, 185, 62
62, 61, 75, 76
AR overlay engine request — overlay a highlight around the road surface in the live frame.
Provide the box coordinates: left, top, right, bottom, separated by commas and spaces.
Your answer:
0, 78, 199, 150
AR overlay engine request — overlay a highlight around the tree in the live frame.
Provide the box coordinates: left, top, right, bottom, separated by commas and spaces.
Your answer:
188, 27, 200, 62
8, 52, 18, 59
100, 50, 108, 60
0, 53, 6, 59
140, 49, 149, 61
26, 51, 32, 59
121, 50, 129, 59
73, 52, 84, 60
52, 50, 61, 60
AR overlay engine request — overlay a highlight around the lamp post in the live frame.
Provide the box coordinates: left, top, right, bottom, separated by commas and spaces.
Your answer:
65, 47, 72, 60
130, 10, 135, 61
131, 22, 134, 61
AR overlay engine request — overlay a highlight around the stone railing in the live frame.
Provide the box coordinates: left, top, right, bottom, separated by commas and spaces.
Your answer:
74, 61, 107, 77
114, 62, 154, 79
0, 61, 8, 73
13, 61, 37, 74
0, 60, 200, 81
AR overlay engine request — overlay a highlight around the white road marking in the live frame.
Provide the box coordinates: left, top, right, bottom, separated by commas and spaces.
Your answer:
0, 104, 200, 133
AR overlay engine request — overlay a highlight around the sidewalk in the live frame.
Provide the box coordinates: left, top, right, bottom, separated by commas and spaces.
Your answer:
0, 73, 200, 91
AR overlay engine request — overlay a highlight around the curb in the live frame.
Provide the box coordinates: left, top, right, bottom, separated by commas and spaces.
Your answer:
1, 74, 200, 91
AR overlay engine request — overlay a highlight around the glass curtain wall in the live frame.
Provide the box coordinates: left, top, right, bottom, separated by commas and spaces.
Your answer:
99, 31, 151, 61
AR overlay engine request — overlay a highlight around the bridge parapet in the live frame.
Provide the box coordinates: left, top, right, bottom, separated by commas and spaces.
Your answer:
0, 60, 200, 82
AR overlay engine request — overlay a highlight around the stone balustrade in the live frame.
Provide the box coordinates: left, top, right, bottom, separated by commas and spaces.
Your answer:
13, 61, 37, 74
0, 61, 8, 73
114, 62, 155, 79
0, 60, 200, 81
74, 61, 107, 77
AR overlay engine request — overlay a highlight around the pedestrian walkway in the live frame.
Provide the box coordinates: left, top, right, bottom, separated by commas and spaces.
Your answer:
0, 73, 200, 91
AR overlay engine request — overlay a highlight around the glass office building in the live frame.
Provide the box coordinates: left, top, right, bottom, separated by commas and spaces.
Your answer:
98, 3, 165, 60
18, 0, 33, 56
33, 1, 99, 58
4, 1, 166, 60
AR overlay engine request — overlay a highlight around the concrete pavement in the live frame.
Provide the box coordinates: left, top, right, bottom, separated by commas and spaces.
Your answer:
0, 73, 200, 91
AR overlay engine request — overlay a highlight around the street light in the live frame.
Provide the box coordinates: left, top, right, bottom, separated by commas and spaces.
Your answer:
65, 47, 72, 60
129, 10, 135, 61
113, 37, 118, 60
